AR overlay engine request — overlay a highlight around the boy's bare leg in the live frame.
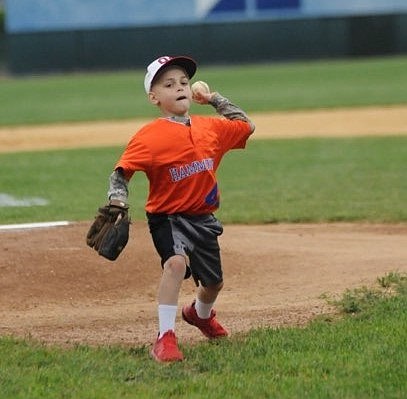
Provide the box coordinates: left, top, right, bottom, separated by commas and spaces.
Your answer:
158, 255, 186, 305
197, 282, 224, 305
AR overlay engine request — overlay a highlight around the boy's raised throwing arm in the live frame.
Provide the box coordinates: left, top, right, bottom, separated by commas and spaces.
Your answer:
193, 86, 255, 133
209, 93, 255, 133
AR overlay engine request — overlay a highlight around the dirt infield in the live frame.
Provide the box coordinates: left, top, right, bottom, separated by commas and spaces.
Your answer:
1, 106, 407, 348
1, 105, 407, 153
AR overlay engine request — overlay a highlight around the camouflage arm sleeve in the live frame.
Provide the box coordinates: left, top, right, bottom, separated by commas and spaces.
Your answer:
209, 93, 255, 132
107, 168, 129, 203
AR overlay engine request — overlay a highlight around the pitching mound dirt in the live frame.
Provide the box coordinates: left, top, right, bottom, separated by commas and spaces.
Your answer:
1, 222, 406, 347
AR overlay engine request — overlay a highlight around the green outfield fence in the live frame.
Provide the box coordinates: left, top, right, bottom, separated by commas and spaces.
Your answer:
0, 8, 5, 72
3, 12, 407, 74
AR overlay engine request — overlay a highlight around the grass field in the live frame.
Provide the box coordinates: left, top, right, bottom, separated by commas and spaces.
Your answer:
1, 136, 406, 224
1, 56, 407, 398
1, 56, 407, 126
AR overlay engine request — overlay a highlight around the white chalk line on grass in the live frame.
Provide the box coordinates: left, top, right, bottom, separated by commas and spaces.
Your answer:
0, 221, 70, 231
0, 193, 49, 207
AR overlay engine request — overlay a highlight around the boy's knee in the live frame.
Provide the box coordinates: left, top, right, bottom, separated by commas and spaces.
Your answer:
163, 255, 187, 278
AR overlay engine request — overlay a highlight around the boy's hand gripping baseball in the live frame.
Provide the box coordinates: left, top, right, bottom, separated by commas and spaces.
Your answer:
191, 81, 215, 104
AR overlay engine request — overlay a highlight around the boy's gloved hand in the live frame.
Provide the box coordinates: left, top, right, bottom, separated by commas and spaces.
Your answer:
86, 200, 130, 261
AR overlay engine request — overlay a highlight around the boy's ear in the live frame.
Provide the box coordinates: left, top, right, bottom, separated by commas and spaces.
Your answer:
148, 91, 160, 105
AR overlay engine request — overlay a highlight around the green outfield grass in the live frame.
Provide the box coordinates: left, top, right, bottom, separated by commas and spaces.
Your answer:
1, 56, 407, 126
0, 136, 406, 224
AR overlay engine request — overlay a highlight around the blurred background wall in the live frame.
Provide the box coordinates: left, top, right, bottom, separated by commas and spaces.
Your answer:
0, 0, 5, 71
3, 0, 407, 74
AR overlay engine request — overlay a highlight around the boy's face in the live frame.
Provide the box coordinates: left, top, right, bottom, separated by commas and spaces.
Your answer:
149, 66, 193, 117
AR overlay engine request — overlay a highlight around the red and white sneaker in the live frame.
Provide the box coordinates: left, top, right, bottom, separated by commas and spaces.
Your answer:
182, 300, 228, 339
151, 330, 184, 363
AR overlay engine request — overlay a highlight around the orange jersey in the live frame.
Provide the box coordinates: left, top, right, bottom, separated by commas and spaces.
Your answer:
115, 115, 252, 214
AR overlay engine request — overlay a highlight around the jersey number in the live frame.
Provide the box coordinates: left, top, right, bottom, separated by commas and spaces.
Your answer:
205, 184, 219, 207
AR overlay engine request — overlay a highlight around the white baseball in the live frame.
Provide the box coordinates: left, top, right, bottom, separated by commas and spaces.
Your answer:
191, 81, 210, 95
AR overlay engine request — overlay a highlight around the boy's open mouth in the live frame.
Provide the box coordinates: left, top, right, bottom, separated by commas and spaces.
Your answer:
176, 96, 187, 101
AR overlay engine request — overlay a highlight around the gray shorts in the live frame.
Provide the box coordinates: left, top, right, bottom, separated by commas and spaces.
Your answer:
146, 213, 224, 287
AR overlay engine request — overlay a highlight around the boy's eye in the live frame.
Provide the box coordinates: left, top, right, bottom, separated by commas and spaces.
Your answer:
163, 79, 188, 88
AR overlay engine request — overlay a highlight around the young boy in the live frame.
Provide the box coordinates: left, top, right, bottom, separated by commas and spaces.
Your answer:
107, 55, 255, 362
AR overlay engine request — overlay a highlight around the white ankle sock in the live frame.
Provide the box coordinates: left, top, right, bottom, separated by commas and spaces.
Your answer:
195, 298, 214, 319
158, 304, 177, 339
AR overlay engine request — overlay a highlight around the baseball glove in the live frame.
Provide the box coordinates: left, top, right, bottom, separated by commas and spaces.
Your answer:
86, 200, 130, 261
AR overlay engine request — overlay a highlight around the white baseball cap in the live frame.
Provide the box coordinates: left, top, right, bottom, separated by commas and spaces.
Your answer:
144, 55, 197, 94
